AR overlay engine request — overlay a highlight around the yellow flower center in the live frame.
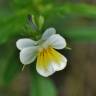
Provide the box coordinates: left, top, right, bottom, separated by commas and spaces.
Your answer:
37, 47, 63, 70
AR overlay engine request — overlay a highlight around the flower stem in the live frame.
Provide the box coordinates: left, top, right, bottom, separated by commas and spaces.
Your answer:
22, 65, 26, 71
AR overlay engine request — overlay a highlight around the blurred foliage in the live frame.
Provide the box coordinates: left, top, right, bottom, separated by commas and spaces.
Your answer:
0, 0, 96, 96
0, 1, 96, 43
30, 70, 57, 96
0, 42, 22, 86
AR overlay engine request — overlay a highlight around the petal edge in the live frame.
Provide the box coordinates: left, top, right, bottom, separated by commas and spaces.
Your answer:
42, 28, 56, 40
16, 38, 37, 50
20, 47, 38, 65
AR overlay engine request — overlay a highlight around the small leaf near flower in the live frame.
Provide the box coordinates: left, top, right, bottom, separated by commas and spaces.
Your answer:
38, 15, 45, 30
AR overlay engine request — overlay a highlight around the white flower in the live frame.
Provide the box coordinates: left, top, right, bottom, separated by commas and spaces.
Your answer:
16, 28, 67, 77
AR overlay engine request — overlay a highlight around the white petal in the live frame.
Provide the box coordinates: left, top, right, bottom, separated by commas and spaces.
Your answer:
36, 64, 55, 77
20, 47, 38, 65
52, 56, 67, 71
16, 38, 37, 50
36, 56, 67, 77
46, 34, 66, 49
42, 28, 56, 40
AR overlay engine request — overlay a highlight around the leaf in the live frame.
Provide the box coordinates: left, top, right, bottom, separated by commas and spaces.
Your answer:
0, 2, 96, 44
38, 15, 45, 30
42, 3, 96, 18
0, 12, 27, 44
0, 45, 13, 86
30, 68, 57, 96
3, 51, 22, 86
0, 42, 22, 86
62, 26, 96, 42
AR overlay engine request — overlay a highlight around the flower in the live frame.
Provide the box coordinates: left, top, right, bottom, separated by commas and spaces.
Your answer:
16, 28, 67, 77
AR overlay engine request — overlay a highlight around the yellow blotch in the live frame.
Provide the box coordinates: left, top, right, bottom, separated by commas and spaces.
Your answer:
36, 47, 63, 69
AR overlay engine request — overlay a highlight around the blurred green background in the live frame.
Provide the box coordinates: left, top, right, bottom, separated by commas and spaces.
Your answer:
0, 0, 96, 96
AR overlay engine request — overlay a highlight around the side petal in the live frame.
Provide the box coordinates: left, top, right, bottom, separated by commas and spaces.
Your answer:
16, 38, 37, 50
52, 56, 67, 71
42, 28, 56, 40
20, 47, 38, 65
46, 34, 66, 49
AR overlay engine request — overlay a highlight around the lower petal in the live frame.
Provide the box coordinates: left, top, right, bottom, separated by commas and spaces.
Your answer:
36, 48, 55, 77
36, 47, 67, 77
52, 56, 67, 71
36, 64, 55, 77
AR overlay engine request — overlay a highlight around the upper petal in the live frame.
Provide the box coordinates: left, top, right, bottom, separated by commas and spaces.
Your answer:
45, 34, 66, 49
42, 28, 56, 40
16, 38, 37, 50
20, 46, 38, 65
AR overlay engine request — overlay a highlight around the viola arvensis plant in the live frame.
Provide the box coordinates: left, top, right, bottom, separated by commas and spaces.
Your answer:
16, 28, 67, 77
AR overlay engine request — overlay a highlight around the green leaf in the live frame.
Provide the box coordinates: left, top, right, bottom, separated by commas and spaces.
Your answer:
41, 3, 96, 18
0, 12, 27, 44
0, 2, 96, 44
62, 26, 96, 42
0, 45, 13, 86
30, 70, 57, 96
38, 15, 45, 30
0, 42, 21, 86
3, 51, 22, 86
